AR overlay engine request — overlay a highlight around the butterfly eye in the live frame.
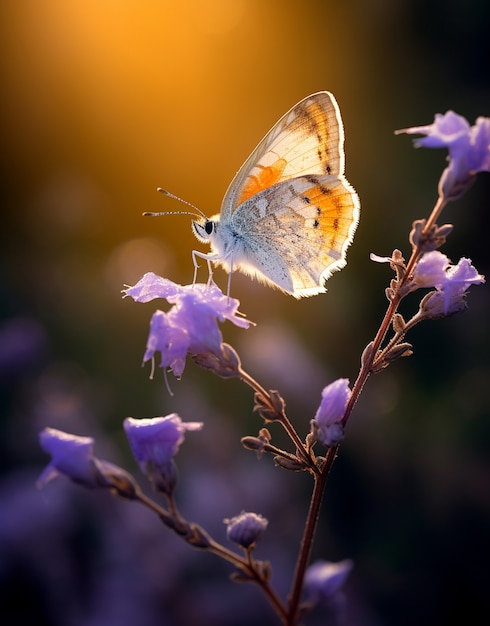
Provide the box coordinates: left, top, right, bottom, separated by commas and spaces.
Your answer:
192, 219, 215, 243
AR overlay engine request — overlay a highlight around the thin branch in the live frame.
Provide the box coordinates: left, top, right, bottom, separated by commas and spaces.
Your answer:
238, 366, 315, 470
286, 445, 338, 624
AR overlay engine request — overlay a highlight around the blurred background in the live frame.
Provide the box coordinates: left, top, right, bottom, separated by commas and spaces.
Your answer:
1, 1, 489, 625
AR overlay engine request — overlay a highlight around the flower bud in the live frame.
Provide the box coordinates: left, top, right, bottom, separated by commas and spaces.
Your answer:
310, 379, 351, 446
224, 511, 268, 549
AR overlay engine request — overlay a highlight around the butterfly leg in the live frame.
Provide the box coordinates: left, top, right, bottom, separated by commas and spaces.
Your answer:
226, 254, 234, 298
191, 249, 235, 296
192, 249, 218, 286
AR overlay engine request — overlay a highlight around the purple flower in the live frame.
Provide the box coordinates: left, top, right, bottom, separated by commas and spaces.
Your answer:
422, 257, 485, 317
123, 274, 251, 378
310, 379, 351, 446
38, 428, 136, 496
401, 110, 471, 149
124, 414, 202, 468
224, 511, 268, 549
144, 309, 188, 378
124, 415, 202, 493
412, 250, 450, 288
38, 428, 100, 487
123, 273, 182, 302
471, 117, 490, 172
397, 111, 490, 200
173, 290, 228, 355
304, 559, 353, 604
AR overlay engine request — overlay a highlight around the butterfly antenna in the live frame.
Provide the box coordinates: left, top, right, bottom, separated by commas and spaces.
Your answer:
143, 188, 207, 219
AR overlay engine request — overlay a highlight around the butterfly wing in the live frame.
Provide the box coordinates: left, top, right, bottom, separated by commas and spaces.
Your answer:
221, 91, 345, 220
229, 173, 360, 298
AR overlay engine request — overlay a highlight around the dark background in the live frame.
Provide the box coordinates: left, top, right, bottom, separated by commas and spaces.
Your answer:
1, 1, 489, 625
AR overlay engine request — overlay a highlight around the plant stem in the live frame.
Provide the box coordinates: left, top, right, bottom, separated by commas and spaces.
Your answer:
239, 366, 314, 468
133, 485, 289, 620
423, 194, 447, 237
342, 194, 449, 429
286, 445, 338, 624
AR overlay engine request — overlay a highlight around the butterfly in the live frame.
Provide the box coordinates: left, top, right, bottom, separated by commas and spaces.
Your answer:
149, 91, 360, 298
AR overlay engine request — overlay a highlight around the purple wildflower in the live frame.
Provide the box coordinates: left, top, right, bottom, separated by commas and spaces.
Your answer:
124, 414, 202, 468
304, 559, 353, 604
124, 415, 202, 493
38, 428, 137, 496
470, 116, 490, 172
412, 250, 450, 288
310, 379, 351, 446
401, 110, 471, 150
123, 274, 251, 378
422, 257, 485, 317
397, 111, 490, 200
123, 273, 183, 302
144, 309, 188, 378
38, 428, 99, 487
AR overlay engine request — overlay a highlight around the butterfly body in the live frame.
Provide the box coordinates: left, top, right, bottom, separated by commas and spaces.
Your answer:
193, 170, 357, 296
179, 91, 359, 298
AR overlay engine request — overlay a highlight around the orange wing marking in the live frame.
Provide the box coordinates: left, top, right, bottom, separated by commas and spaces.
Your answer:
237, 158, 288, 205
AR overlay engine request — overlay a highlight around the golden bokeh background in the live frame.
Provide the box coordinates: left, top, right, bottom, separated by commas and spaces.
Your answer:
1, 1, 489, 625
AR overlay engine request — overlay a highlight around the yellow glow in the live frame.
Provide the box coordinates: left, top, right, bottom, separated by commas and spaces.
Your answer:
184, 0, 246, 34
104, 237, 174, 288
3, 0, 354, 273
